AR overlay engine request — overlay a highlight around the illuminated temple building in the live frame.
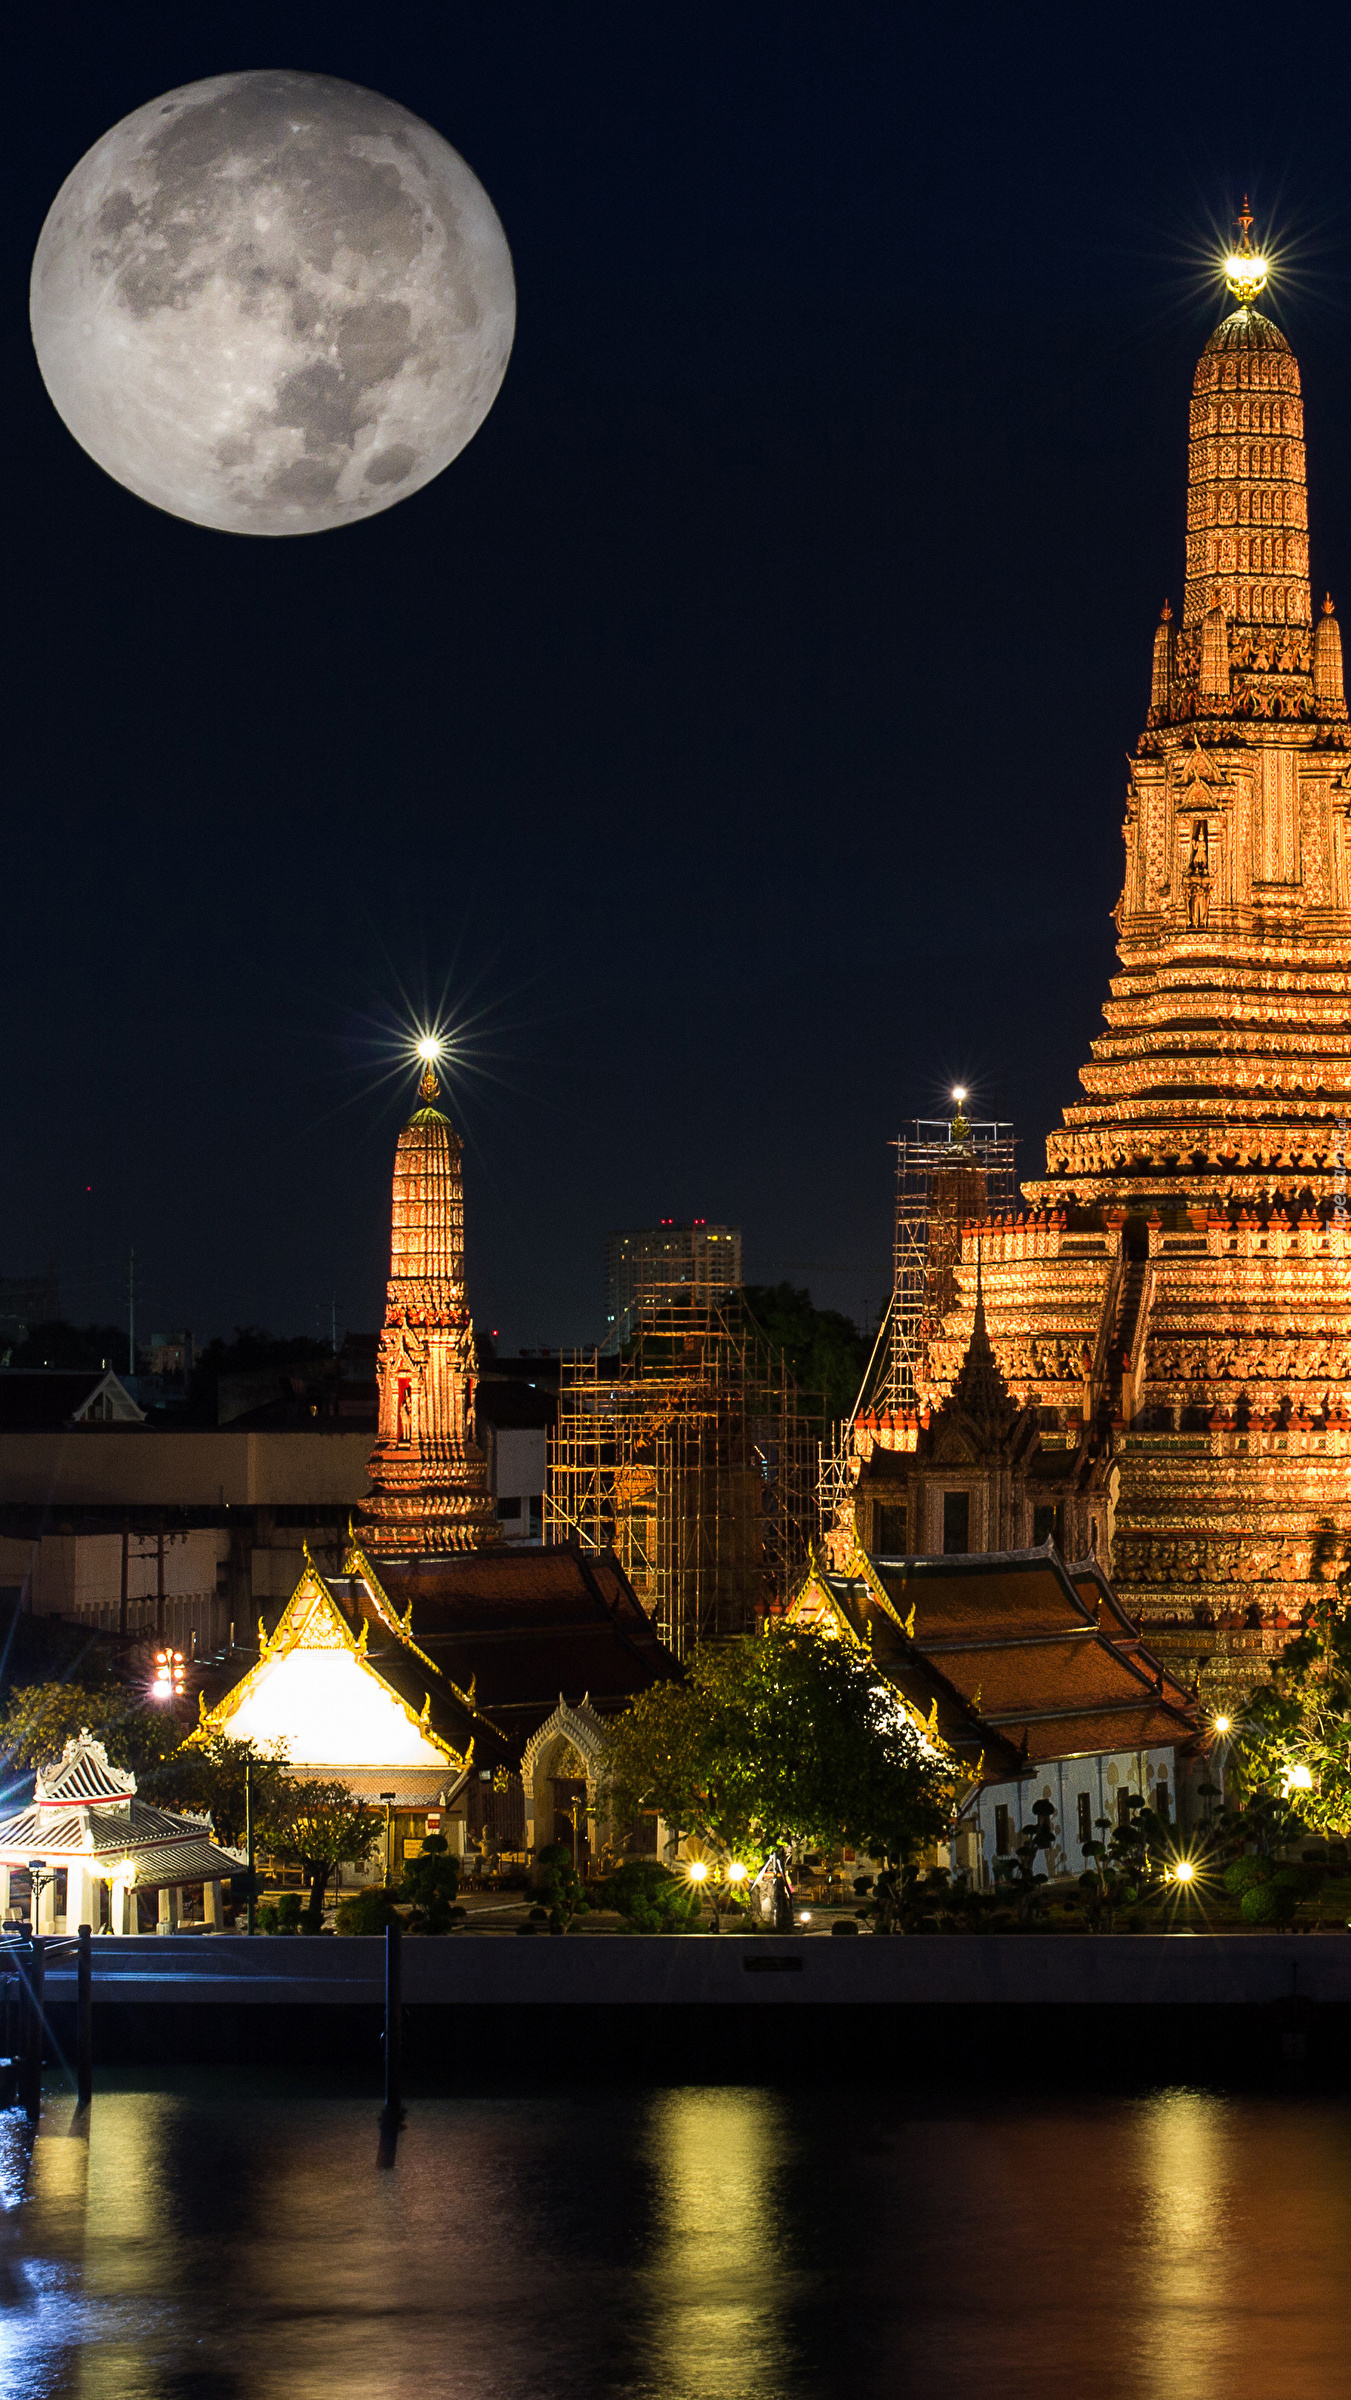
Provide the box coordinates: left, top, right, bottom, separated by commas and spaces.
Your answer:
921, 239, 1350, 1700
360, 1061, 500, 1557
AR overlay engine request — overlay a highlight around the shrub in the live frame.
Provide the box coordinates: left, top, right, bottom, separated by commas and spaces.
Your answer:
596, 1860, 704, 1933
334, 1886, 403, 1935
400, 1836, 462, 1934
1240, 1880, 1298, 1927
1223, 1855, 1271, 1897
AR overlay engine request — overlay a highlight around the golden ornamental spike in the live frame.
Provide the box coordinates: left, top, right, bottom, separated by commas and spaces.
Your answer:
418, 1063, 441, 1103
1223, 195, 1268, 303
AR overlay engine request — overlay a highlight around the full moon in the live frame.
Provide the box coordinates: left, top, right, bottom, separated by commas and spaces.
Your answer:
30, 71, 516, 536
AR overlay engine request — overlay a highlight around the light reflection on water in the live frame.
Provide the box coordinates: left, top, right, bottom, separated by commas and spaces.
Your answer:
2, 2078, 1349, 2400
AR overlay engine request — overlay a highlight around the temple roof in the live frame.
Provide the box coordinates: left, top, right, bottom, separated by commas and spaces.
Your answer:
354, 1544, 681, 1740
200, 1554, 514, 1777
0, 1732, 245, 1886
789, 1540, 1198, 1778
204, 1541, 677, 1775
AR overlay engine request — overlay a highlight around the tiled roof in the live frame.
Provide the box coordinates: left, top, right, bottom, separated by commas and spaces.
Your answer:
362, 1546, 679, 1737
0, 1793, 245, 1882
792, 1539, 1199, 1785
35, 1735, 136, 1811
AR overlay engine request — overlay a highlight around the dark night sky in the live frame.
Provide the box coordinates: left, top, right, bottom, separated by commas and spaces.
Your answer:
6, 4, 1350, 1355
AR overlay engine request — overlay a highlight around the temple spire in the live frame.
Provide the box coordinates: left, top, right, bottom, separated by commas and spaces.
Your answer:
360, 1066, 499, 1556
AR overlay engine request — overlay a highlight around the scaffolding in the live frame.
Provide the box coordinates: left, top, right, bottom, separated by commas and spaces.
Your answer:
545, 1284, 817, 1658
817, 1116, 1017, 1536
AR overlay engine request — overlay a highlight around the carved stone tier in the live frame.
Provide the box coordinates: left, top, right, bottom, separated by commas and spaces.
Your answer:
361, 1070, 500, 1558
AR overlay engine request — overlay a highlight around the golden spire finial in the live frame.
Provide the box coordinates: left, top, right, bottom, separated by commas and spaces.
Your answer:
1160, 598, 1172, 623
1324, 593, 1336, 617
1223, 195, 1269, 303
413, 1033, 444, 1104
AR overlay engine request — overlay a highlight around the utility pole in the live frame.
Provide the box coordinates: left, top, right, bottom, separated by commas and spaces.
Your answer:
127, 1246, 136, 1378
245, 1757, 256, 1936
156, 1515, 166, 1642
119, 1515, 130, 1639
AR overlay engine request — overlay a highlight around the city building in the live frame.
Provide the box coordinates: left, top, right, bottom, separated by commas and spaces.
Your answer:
360, 1061, 499, 1556
0, 1264, 60, 1344
917, 241, 1351, 1701
476, 1353, 558, 1546
603, 1222, 742, 1353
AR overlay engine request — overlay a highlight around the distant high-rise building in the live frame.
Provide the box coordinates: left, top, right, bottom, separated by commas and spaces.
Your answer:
0, 1263, 60, 1341
603, 1222, 742, 1352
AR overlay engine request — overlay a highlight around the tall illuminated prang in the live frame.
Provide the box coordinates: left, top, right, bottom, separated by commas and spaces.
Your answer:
361, 1050, 500, 1556
922, 214, 1351, 1700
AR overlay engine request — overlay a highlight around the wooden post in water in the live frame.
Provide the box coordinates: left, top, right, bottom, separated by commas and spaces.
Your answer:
20, 1934, 45, 2122
77, 1924, 93, 2109
378, 1913, 404, 2165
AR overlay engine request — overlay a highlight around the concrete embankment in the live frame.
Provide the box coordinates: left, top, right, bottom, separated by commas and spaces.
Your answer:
32, 1932, 1351, 2087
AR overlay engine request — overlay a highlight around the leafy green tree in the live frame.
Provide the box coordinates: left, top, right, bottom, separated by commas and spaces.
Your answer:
185, 1326, 332, 1426
399, 1834, 465, 1933
141, 1733, 289, 1849
601, 1630, 953, 1866
0, 1681, 183, 1776
257, 1779, 378, 1929
1230, 1583, 1351, 1838
741, 1284, 872, 1433
8, 1320, 131, 1371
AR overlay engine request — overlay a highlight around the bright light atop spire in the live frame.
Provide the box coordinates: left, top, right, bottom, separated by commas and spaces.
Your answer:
415, 1035, 444, 1064
1223, 194, 1269, 302
952, 1085, 968, 1104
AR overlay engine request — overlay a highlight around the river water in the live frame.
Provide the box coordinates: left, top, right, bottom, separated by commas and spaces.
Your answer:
3, 2076, 1349, 2399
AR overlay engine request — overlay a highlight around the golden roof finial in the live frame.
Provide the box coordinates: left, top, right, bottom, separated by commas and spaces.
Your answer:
1223, 194, 1268, 303
418, 1063, 441, 1103
1324, 592, 1336, 617
1161, 598, 1172, 623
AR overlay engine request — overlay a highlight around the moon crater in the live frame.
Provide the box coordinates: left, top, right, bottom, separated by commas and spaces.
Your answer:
31, 72, 515, 534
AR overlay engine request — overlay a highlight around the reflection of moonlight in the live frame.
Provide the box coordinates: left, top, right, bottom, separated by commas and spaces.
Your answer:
30, 71, 515, 536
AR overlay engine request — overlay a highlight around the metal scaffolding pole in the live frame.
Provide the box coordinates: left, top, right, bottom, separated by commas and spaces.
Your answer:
546, 1283, 816, 1657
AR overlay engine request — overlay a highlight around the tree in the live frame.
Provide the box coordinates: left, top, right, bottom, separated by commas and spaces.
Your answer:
0, 1681, 183, 1776
256, 1779, 378, 1929
399, 1834, 464, 1933
601, 1630, 954, 1866
7, 1320, 131, 1372
185, 1326, 332, 1427
741, 1284, 873, 1433
1230, 1581, 1351, 1838
141, 1733, 290, 1849
532, 1839, 589, 1933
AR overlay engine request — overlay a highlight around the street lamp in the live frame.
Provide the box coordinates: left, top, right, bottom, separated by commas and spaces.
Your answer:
380, 1791, 397, 1886
26, 1856, 55, 1933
